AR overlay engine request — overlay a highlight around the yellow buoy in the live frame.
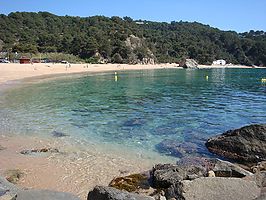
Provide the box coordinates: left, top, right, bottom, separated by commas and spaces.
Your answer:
115, 72, 118, 82
262, 78, 266, 83
206, 75, 209, 81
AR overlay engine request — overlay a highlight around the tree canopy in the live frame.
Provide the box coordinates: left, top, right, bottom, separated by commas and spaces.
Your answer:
0, 12, 265, 65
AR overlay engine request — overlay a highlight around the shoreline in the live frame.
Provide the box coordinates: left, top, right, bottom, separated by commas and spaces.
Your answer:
0, 62, 264, 86
0, 134, 170, 199
0, 63, 179, 86
0, 63, 265, 199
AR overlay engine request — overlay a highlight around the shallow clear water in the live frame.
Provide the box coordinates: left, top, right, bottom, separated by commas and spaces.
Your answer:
0, 68, 266, 161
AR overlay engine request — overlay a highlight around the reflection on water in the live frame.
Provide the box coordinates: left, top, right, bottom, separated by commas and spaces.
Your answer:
0, 69, 266, 161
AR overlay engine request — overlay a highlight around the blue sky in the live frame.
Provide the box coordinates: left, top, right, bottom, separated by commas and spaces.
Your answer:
1, 0, 266, 32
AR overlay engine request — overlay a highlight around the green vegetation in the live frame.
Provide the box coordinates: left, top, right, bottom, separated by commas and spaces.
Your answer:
0, 12, 265, 65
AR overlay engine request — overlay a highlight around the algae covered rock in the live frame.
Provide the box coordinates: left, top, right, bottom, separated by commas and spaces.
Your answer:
109, 173, 150, 192
4, 169, 24, 184
206, 124, 266, 164
20, 148, 60, 155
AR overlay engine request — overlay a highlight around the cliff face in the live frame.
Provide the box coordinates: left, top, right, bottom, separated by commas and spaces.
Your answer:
125, 35, 156, 65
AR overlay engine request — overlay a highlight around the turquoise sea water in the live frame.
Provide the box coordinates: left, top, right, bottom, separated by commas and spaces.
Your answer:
0, 68, 266, 161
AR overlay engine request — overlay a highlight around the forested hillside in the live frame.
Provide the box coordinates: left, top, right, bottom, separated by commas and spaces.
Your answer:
0, 12, 265, 65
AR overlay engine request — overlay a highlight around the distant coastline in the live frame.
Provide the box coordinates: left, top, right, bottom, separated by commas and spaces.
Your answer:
0, 63, 264, 86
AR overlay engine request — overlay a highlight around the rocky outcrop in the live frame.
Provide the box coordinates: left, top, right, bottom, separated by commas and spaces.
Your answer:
125, 35, 156, 65
180, 59, 199, 69
87, 186, 153, 200
206, 124, 266, 164
150, 159, 259, 199
211, 159, 253, 178
151, 164, 207, 189
171, 177, 260, 200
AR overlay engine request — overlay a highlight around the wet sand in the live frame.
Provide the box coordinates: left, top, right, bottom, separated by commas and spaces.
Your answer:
0, 134, 168, 199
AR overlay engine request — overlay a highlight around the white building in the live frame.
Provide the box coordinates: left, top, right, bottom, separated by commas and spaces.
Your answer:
212, 59, 226, 65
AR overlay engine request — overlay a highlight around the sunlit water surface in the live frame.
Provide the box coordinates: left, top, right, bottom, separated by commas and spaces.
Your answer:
0, 68, 266, 162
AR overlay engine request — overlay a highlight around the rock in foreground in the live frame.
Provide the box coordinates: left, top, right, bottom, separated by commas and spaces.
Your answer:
174, 177, 260, 200
87, 186, 153, 200
206, 124, 266, 164
15, 190, 80, 200
151, 160, 259, 199
0, 176, 80, 200
0, 176, 19, 199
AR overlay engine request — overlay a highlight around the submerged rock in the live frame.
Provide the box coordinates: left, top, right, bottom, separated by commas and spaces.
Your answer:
87, 186, 153, 200
206, 124, 266, 164
51, 131, 68, 137
177, 157, 215, 171
20, 148, 60, 155
123, 118, 146, 127
153, 126, 177, 136
155, 139, 199, 158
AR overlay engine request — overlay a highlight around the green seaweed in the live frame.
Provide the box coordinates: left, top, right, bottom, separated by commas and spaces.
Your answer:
109, 173, 150, 192
5, 169, 24, 184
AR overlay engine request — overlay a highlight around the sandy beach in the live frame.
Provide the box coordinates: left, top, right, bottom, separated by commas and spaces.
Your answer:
0, 63, 180, 85
0, 63, 263, 85
0, 134, 167, 199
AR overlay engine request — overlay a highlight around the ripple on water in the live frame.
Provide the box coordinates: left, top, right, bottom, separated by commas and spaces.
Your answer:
0, 68, 266, 162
